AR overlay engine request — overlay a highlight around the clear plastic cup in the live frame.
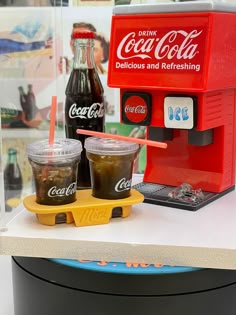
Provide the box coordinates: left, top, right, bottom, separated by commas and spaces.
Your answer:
26, 138, 82, 205
84, 137, 139, 199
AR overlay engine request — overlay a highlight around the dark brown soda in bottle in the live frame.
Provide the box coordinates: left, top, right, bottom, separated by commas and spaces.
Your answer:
26, 84, 39, 120
64, 31, 105, 189
4, 148, 23, 211
18, 86, 28, 119
18, 84, 39, 121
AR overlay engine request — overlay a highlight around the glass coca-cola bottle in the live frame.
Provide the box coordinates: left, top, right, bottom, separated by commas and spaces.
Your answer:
18, 84, 39, 121
18, 86, 28, 120
64, 31, 105, 189
26, 84, 39, 120
4, 148, 23, 212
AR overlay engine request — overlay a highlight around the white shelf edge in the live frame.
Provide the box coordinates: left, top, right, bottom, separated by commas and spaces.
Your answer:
1, 235, 236, 270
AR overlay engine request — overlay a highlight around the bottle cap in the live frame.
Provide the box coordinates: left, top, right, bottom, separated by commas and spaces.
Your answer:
72, 31, 95, 39
84, 137, 139, 156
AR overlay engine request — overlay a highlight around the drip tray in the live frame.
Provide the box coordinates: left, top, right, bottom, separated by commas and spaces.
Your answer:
132, 182, 235, 211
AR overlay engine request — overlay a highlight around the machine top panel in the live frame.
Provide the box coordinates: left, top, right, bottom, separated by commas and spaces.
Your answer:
113, 1, 236, 15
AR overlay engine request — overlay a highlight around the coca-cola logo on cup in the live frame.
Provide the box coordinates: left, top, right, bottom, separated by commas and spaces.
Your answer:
69, 102, 104, 119
115, 178, 132, 193
124, 96, 148, 123
48, 182, 77, 198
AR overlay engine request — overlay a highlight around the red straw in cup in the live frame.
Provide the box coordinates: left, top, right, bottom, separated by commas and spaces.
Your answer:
49, 96, 57, 145
42, 96, 57, 178
77, 129, 167, 149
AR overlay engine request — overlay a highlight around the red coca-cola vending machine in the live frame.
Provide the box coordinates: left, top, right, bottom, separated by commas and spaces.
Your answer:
108, 1, 236, 210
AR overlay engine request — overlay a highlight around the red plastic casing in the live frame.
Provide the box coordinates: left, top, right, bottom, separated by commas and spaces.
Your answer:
108, 10, 236, 193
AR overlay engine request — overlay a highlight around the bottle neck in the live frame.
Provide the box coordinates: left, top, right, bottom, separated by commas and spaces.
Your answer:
28, 85, 33, 94
18, 87, 25, 96
7, 150, 18, 164
73, 38, 95, 70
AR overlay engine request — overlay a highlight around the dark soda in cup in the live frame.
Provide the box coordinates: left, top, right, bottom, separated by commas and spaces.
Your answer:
26, 138, 82, 205
85, 137, 139, 199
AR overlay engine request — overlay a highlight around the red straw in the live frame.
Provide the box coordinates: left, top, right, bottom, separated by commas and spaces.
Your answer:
49, 96, 57, 145
77, 129, 167, 149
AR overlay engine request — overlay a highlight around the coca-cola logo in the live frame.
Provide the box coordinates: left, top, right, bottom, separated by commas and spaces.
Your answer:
115, 178, 132, 193
69, 103, 104, 119
117, 30, 202, 61
48, 182, 76, 198
124, 95, 148, 123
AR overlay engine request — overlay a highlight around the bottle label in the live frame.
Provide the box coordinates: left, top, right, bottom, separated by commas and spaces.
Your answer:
47, 182, 77, 198
69, 102, 105, 119
115, 178, 132, 192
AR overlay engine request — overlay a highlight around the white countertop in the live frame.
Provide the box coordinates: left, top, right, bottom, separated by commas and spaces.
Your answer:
1, 175, 236, 270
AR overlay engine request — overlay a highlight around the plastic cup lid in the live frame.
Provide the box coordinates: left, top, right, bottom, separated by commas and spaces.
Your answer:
84, 137, 139, 155
27, 138, 83, 162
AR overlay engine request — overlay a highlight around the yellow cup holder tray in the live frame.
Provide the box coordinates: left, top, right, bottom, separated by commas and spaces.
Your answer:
23, 189, 144, 227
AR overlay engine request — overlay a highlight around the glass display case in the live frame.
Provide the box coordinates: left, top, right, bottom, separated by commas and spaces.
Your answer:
0, 0, 148, 228
0, 119, 5, 228
1, 0, 236, 272
0, 6, 62, 226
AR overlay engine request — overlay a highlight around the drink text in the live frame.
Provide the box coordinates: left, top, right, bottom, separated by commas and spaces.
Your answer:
168, 106, 189, 121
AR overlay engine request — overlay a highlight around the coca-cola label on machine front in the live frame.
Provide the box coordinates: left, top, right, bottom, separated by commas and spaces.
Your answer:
108, 15, 208, 89
122, 92, 152, 125
116, 29, 203, 67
